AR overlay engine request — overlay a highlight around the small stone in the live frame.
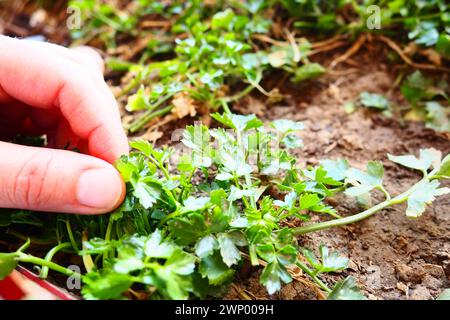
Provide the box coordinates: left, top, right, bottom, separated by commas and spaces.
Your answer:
365, 265, 382, 290
395, 264, 425, 284
409, 285, 432, 300
422, 264, 446, 279
396, 282, 408, 294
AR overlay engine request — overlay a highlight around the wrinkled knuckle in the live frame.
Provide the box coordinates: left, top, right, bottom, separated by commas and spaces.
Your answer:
14, 152, 54, 209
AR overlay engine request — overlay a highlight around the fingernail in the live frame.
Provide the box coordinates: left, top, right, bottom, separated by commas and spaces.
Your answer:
76, 168, 123, 210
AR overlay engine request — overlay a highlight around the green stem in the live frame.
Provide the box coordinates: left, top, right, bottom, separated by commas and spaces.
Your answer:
220, 99, 232, 114
39, 242, 72, 279
147, 154, 171, 180
387, 12, 442, 23
128, 104, 173, 133
293, 176, 430, 235
296, 260, 331, 293
118, 77, 142, 98
65, 220, 79, 252
179, 169, 196, 202
157, 209, 181, 227
235, 130, 256, 208
378, 185, 391, 201
222, 84, 255, 104
17, 252, 81, 279
17, 238, 31, 253
103, 215, 114, 266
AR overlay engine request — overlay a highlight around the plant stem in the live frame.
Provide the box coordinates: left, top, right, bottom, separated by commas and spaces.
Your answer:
293, 176, 429, 235
128, 94, 175, 133
220, 99, 232, 114
377, 185, 391, 201
39, 242, 72, 279
388, 12, 442, 23
65, 219, 79, 252
17, 238, 31, 253
82, 231, 95, 273
222, 84, 255, 103
103, 215, 114, 266
296, 260, 331, 293
17, 252, 80, 279
157, 210, 181, 227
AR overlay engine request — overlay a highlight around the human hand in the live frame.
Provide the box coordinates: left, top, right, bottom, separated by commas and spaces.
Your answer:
0, 36, 129, 214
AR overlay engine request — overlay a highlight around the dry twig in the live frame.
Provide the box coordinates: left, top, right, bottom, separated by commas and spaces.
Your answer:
375, 35, 450, 73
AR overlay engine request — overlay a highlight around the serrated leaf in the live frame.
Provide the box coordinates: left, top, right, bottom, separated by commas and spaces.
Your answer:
195, 235, 219, 258
211, 9, 234, 30
425, 102, 450, 132
154, 249, 196, 299
328, 276, 367, 300
360, 92, 389, 110
303, 245, 348, 274
134, 182, 161, 209
126, 86, 150, 112
437, 154, 450, 177
282, 134, 303, 149
217, 233, 241, 267
274, 191, 297, 210
82, 271, 132, 300
292, 63, 325, 82
298, 193, 320, 210
320, 159, 349, 181
199, 251, 234, 285
319, 245, 349, 272
388, 148, 442, 173
271, 119, 304, 133
212, 113, 263, 132
164, 249, 196, 276
168, 213, 208, 246
406, 180, 450, 218
145, 230, 175, 258
216, 172, 234, 181
181, 196, 210, 212
181, 124, 212, 168
260, 261, 292, 295
228, 185, 254, 202
345, 161, 384, 197
113, 257, 145, 274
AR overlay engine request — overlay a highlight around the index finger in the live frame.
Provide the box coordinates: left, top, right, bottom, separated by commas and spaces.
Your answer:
0, 36, 129, 163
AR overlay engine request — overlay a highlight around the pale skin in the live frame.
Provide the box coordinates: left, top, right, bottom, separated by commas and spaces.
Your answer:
0, 35, 129, 215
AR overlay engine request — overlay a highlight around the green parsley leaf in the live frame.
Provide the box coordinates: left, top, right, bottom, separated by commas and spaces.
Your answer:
406, 180, 450, 218
360, 92, 390, 110
328, 276, 367, 300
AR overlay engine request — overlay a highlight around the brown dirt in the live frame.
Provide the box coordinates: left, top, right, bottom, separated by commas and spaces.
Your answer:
223, 55, 450, 300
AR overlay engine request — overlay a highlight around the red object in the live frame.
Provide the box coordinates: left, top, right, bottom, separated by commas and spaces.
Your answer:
0, 275, 26, 300
0, 267, 77, 300
17, 266, 77, 300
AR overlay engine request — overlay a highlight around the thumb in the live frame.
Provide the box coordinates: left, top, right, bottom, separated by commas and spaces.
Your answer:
0, 142, 125, 214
